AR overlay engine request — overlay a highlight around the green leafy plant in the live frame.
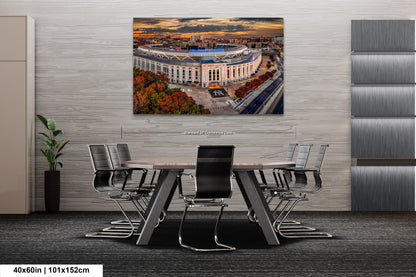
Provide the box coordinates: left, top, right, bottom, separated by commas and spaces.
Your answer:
37, 115, 70, 171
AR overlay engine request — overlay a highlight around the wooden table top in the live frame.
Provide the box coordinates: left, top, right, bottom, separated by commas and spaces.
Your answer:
122, 157, 295, 170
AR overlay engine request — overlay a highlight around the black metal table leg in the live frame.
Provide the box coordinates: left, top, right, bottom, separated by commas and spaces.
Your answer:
163, 176, 179, 212
136, 169, 182, 245
234, 170, 280, 245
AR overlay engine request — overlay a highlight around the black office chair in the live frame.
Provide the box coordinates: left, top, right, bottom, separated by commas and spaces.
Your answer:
273, 144, 332, 238
117, 143, 131, 165
86, 144, 149, 238
105, 143, 149, 227
178, 145, 236, 252
116, 143, 159, 189
107, 143, 147, 189
107, 143, 166, 227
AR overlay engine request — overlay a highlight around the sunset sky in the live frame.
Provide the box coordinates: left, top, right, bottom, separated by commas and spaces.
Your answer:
133, 18, 283, 39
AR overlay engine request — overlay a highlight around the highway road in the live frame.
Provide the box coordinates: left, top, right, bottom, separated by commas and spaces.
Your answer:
272, 93, 284, 114
241, 73, 284, 114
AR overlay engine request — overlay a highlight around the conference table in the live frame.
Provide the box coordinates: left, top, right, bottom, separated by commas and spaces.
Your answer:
122, 157, 295, 246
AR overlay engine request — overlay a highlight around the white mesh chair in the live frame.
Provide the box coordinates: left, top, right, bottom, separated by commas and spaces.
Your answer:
273, 144, 332, 238
248, 144, 298, 223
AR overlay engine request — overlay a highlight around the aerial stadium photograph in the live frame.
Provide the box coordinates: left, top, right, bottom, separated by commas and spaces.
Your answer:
133, 18, 284, 114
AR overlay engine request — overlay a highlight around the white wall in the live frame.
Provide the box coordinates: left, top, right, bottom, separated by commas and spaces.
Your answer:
1, 0, 414, 211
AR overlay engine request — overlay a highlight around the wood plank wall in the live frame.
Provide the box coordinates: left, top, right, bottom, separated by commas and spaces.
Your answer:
1, 0, 415, 211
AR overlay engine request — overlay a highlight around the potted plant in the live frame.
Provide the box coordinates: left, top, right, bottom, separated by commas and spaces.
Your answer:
37, 115, 69, 212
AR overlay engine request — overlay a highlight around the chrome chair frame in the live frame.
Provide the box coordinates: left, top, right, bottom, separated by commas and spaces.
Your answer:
178, 199, 235, 252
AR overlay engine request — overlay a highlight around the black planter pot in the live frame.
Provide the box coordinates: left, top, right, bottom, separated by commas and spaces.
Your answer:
44, 171, 60, 212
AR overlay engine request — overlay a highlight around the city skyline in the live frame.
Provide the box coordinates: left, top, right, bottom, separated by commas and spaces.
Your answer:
133, 18, 283, 39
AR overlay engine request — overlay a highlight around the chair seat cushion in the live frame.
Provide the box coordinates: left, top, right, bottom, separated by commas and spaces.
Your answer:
262, 185, 286, 190
136, 188, 151, 194
96, 186, 115, 192
113, 179, 154, 190
268, 188, 290, 194
182, 195, 227, 207
141, 184, 156, 189
281, 193, 308, 201
105, 194, 132, 201
259, 184, 273, 189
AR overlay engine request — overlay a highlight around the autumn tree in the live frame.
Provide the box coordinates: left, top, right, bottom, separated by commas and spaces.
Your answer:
234, 70, 277, 98
133, 69, 210, 114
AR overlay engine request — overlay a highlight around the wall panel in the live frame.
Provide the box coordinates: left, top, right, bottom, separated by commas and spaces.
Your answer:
351, 53, 415, 84
351, 118, 415, 158
351, 20, 415, 51
352, 166, 415, 211
351, 85, 415, 116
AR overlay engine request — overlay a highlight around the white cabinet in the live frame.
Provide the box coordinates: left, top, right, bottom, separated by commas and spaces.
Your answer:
0, 16, 34, 214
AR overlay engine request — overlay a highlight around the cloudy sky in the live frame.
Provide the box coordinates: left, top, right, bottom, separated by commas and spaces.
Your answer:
133, 18, 283, 39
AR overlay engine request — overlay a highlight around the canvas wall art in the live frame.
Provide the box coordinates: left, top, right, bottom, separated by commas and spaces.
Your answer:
133, 18, 284, 114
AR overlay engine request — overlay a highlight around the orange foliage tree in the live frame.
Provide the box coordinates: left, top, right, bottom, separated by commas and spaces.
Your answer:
234, 70, 277, 98
133, 69, 210, 114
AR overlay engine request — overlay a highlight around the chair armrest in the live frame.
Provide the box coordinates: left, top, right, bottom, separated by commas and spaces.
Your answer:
180, 171, 194, 177
284, 168, 319, 173
178, 171, 194, 181
95, 169, 128, 174
290, 186, 320, 193
114, 167, 147, 172
273, 167, 294, 172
